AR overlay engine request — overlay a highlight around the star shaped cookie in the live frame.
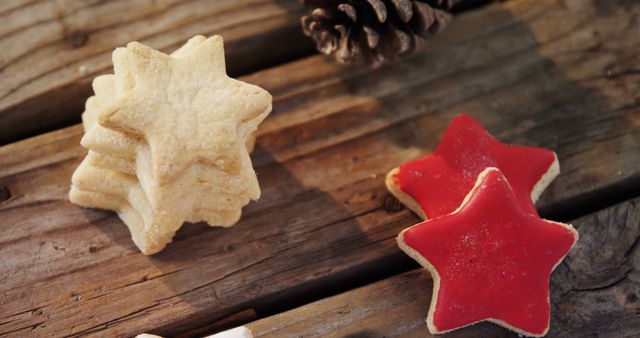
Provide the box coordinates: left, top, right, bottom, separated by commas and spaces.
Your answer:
387, 114, 559, 219
81, 72, 263, 209
101, 35, 271, 182
69, 36, 272, 254
397, 167, 578, 336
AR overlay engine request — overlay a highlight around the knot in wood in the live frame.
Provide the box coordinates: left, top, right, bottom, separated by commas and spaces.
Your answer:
66, 30, 89, 48
0, 185, 11, 203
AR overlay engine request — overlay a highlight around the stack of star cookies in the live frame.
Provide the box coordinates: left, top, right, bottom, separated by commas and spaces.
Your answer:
69, 36, 272, 255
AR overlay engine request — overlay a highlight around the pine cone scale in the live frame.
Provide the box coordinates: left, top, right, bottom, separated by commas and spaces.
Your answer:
412, 2, 435, 33
390, 0, 414, 22
338, 4, 358, 21
431, 9, 452, 33
363, 26, 380, 49
386, 24, 411, 54
366, 0, 388, 22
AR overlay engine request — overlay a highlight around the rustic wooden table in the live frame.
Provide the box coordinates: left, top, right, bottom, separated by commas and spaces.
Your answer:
1, 0, 639, 337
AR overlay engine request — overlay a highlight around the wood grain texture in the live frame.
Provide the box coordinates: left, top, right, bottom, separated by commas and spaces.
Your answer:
247, 197, 640, 338
1, 0, 639, 336
0, 0, 313, 144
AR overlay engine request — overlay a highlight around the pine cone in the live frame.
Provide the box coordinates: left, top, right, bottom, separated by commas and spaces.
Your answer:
301, 0, 453, 67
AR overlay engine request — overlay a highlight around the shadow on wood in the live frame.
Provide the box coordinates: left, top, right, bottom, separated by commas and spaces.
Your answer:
246, 197, 640, 337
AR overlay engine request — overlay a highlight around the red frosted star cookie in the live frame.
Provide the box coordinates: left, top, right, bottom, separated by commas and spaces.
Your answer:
397, 167, 578, 336
386, 114, 559, 219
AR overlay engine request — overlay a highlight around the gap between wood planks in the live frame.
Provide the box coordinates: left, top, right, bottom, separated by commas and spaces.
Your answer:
186, 174, 640, 337
243, 196, 640, 337
0, 0, 494, 146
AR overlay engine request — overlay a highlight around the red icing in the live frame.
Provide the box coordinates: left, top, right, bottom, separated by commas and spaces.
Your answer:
400, 168, 577, 335
396, 114, 556, 218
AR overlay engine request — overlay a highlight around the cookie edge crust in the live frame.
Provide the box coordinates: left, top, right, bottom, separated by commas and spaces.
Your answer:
531, 152, 560, 203
385, 167, 427, 220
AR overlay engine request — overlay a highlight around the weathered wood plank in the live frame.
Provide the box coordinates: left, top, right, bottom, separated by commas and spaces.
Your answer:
247, 197, 640, 338
0, 0, 313, 144
1, 0, 639, 336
